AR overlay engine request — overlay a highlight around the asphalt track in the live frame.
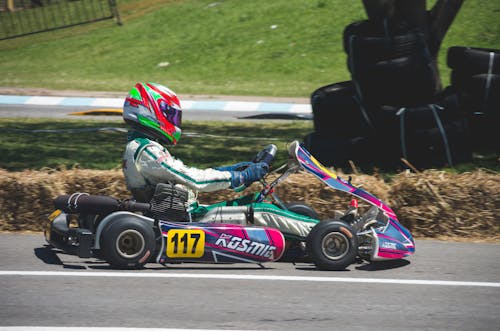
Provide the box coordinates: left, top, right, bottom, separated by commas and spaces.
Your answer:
1, 234, 499, 331
0, 93, 312, 121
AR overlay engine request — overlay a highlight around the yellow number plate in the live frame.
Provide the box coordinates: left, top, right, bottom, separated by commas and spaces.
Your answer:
166, 229, 205, 258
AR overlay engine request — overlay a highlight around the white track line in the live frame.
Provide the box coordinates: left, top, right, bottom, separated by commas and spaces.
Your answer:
25, 96, 65, 105
0, 328, 256, 331
1, 270, 499, 287
0, 328, 255, 331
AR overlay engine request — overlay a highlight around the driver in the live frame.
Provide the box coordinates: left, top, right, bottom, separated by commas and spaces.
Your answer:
122, 82, 318, 241
122, 82, 269, 203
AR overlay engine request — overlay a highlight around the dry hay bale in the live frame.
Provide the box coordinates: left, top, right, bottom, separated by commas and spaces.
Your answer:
0, 169, 66, 231
58, 168, 128, 198
0, 168, 391, 232
0, 168, 127, 232
390, 170, 500, 240
2, 167, 498, 242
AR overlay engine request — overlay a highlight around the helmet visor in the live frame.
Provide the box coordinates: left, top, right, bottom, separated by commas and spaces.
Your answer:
160, 101, 182, 128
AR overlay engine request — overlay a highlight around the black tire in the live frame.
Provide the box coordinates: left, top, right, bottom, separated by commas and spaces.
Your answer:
352, 55, 440, 106
453, 73, 500, 119
452, 70, 500, 94
448, 46, 500, 74
285, 202, 319, 219
312, 91, 371, 138
377, 100, 462, 133
466, 113, 500, 152
465, 74, 500, 113
277, 202, 319, 263
100, 217, 155, 269
306, 220, 358, 271
343, 20, 423, 61
311, 81, 374, 138
303, 132, 375, 168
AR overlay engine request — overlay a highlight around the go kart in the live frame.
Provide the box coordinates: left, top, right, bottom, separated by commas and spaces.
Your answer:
45, 141, 415, 270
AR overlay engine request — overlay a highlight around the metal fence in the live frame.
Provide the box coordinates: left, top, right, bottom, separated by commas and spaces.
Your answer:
0, 0, 121, 40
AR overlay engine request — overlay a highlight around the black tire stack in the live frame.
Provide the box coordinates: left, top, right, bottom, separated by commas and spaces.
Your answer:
306, 80, 376, 167
344, 19, 440, 108
448, 46, 500, 152
373, 89, 471, 168
305, 18, 497, 169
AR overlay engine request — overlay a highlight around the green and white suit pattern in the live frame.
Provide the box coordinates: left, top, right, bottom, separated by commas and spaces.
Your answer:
123, 137, 232, 201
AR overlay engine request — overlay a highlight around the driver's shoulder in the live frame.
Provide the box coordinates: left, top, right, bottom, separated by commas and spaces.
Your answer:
125, 137, 163, 158
133, 138, 172, 160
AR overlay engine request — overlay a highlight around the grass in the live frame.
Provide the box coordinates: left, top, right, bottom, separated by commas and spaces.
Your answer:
1, 0, 499, 97
0, 118, 313, 170
0, 2, 498, 173
1, 118, 497, 173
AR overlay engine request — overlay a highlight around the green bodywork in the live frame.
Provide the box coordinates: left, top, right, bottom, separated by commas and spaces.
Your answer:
190, 193, 320, 241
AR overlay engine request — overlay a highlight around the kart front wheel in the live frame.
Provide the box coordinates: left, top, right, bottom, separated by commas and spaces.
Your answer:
277, 202, 319, 262
285, 202, 319, 219
306, 220, 358, 271
100, 217, 155, 269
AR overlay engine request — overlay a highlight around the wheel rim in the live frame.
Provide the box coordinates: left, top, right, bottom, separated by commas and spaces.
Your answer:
321, 232, 350, 260
116, 229, 145, 259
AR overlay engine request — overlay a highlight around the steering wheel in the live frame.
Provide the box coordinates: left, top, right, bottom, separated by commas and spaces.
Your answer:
253, 144, 277, 167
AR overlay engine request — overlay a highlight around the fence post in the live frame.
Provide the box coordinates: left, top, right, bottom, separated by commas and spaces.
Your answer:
108, 0, 122, 25
7, 0, 14, 12
1, 0, 123, 40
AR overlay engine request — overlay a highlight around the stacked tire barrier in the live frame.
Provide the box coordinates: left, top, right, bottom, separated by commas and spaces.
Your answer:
306, 81, 375, 167
374, 89, 471, 168
344, 19, 440, 108
306, 18, 498, 169
448, 47, 500, 152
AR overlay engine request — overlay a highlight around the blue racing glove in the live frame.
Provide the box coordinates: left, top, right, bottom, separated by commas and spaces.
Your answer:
215, 162, 253, 172
229, 162, 269, 190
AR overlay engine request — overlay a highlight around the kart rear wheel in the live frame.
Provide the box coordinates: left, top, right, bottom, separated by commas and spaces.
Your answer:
306, 220, 358, 271
100, 218, 155, 269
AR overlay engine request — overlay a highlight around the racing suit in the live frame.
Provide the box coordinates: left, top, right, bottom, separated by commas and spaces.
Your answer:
122, 134, 318, 239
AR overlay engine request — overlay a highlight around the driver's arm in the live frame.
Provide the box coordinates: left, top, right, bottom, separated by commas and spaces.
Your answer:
136, 141, 233, 192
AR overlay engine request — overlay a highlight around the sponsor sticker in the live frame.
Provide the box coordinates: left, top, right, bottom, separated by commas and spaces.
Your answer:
48, 209, 62, 222
215, 233, 277, 259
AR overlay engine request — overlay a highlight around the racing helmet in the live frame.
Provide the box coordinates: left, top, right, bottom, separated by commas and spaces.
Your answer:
123, 82, 182, 145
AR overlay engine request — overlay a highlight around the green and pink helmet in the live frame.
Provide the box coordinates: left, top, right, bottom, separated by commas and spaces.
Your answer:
123, 82, 182, 145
